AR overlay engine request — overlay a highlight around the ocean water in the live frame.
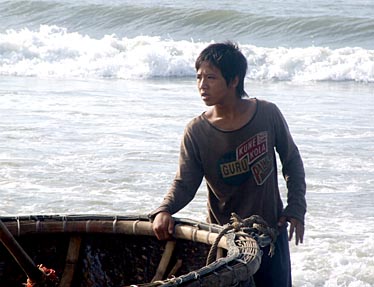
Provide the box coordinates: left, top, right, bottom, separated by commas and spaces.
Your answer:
0, 0, 374, 286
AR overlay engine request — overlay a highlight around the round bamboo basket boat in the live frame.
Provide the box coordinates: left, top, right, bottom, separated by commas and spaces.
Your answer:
0, 214, 264, 287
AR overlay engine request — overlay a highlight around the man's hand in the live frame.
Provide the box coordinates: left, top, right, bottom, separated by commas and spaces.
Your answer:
152, 211, 175, 240
278, 216, 304, 245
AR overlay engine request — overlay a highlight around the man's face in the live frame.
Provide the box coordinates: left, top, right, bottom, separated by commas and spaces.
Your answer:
196, 61, 235, 106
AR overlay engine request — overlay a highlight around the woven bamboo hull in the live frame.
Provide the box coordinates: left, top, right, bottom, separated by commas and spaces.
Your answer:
0, 215, 262, 287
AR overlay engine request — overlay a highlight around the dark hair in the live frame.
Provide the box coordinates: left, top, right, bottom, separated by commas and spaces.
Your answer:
195, 41, 248, 98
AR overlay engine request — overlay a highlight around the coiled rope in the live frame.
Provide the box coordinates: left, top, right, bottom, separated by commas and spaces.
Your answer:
206, 213, 278, 265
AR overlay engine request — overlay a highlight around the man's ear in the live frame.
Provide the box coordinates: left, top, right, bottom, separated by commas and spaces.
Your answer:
229, 76, 239, 89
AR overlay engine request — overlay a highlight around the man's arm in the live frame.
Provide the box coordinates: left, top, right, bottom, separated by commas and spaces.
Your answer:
152, 211, 175, 240
273, 104, 307, 244
278, 216, 304, 245
149, 124, 204, 239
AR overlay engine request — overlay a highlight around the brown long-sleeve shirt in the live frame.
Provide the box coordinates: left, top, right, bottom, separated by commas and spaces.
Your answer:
150, 99, 306, 228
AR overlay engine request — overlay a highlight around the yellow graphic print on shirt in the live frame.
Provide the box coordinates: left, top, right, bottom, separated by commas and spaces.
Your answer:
218, 131, 274, 186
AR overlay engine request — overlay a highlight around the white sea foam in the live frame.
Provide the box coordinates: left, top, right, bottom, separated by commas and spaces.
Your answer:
1, 25, 373, 82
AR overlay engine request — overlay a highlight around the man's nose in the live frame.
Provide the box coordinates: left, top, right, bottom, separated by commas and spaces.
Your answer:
199, 78, 207, 89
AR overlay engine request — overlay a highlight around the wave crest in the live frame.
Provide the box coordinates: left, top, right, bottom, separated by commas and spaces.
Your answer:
0, 25, 373, 82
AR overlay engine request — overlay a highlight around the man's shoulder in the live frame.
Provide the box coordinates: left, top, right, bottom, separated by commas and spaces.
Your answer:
182, 113, 212, 139
256, 98, 277, 109
186, 113, 206, 129
255, 98, 281, 117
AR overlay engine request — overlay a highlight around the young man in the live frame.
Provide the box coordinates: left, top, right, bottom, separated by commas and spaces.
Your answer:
149, 42, 306, 287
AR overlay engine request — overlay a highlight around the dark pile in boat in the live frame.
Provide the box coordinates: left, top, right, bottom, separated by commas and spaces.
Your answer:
0, 214, 276, 287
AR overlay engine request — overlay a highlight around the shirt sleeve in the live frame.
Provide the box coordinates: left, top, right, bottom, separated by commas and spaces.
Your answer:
148, 124, 204, 220
273, 104, 307, 224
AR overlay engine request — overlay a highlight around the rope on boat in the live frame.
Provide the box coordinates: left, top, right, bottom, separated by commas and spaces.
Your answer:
131, 214, 278, 287
206, 213, 278, 265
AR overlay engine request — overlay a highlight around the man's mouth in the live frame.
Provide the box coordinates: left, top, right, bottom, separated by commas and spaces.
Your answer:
201, 92, 208, 99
